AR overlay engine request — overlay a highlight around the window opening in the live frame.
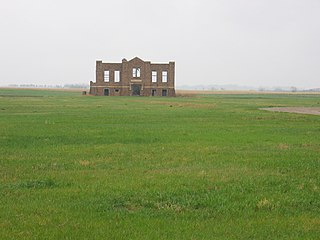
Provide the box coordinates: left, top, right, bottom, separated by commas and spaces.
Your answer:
152, 71, 157, 82
104, 71, 110, 82
115, 71, 120, 82
162, 71, 167, 82
162, 89, 167, 96
152, 89, 156, 96
132, 68, 141, 78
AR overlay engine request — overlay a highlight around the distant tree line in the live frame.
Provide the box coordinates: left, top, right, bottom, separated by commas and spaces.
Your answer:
8, 84, 89, 89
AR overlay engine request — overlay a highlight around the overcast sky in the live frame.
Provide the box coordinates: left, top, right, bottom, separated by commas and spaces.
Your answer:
0, 0, 319, 88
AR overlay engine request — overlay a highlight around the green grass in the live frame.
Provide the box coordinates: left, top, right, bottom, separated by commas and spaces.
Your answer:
0, 89, 319, 239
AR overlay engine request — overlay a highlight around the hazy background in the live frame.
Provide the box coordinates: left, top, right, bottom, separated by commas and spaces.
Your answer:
0, 0, 319, 89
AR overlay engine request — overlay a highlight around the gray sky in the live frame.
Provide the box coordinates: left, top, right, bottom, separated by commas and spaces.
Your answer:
1, 0, 319, 88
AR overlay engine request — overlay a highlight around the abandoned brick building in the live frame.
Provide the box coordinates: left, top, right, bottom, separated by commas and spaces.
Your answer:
89, 57, 175, 96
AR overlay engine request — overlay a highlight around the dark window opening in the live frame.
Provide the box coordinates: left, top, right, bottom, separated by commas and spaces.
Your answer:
152, 89, 156, 96
115, 89, 119, 92
104, 88, 109, 96
162, 89, 167, 96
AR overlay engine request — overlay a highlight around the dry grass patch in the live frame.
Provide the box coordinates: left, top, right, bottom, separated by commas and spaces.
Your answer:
79, 160, 91, 166
277, 143, 290, 150
256, 198, 275, 211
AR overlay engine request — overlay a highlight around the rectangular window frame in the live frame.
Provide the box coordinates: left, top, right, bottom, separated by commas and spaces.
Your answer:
132, 68, 141, 78
115, 70, 120, 82
151, 89, 156, 96
162, 71, 168, 83
104, 71, 110, 82
162, 89, 168, 96
152, 71, 157, 83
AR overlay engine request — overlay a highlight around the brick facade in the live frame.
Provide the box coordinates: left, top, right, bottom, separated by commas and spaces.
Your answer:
89, 57, 175, 97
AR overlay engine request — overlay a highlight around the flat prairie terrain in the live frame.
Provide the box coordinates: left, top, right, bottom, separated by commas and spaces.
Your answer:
0, 89, 319, 239
176, 89, 320, 96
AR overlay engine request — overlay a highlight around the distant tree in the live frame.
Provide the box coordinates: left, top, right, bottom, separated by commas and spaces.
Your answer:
290, 86, 297, 92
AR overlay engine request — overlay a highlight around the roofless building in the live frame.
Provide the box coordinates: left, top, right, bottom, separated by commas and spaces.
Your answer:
89, 57, 175, 96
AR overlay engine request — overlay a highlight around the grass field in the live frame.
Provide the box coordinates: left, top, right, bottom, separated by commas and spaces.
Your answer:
0, 89, 319, 239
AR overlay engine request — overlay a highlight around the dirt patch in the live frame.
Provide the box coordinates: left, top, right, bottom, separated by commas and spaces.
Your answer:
261, 107, 320, 116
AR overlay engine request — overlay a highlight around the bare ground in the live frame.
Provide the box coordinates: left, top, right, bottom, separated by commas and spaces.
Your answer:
260, 107, 320, 115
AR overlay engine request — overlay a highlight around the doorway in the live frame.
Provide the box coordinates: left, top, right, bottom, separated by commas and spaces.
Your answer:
132, 85, 141, 96
104, 88, 109, 96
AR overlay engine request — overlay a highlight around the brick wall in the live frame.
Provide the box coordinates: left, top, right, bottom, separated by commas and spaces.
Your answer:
90, 57, 175, 97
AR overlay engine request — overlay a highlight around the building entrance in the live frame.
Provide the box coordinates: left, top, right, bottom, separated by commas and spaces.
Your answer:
131, 85, 141, 96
